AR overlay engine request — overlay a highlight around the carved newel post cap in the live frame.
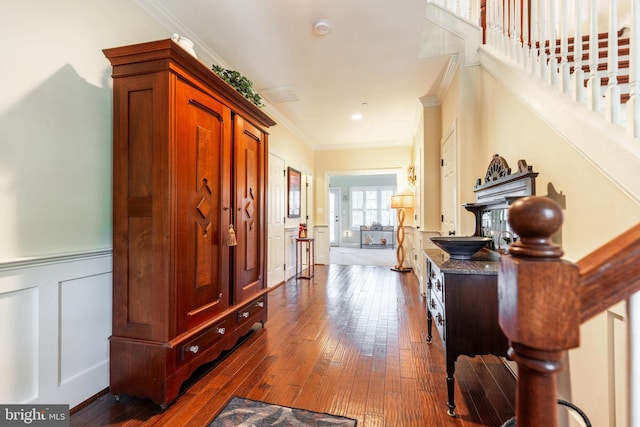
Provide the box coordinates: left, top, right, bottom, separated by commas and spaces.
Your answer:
508, 196, 563, 258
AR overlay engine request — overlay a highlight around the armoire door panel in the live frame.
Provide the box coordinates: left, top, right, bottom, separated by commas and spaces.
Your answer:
234, 116, 265, 303
175, 80, 229, 333
127, 217, 153, 327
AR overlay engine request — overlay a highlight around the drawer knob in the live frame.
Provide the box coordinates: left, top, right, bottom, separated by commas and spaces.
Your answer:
241, 311, 249, 318
256, 301, 264, 308
217, 327, 226, 335
188, 345, 199, 354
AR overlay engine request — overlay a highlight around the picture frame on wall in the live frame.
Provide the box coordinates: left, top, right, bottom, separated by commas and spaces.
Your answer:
287, 167, 301, 218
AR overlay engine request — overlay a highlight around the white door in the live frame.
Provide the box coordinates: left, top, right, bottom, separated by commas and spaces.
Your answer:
329, 188, 341, 246
267, 154, 285, 287
441, 124, 457, 236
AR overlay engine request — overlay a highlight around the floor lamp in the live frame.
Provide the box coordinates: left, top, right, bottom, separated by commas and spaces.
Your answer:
391, 194, 413, 272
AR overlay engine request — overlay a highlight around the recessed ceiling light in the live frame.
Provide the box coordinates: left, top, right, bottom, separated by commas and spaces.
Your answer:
351, 113, 363, 120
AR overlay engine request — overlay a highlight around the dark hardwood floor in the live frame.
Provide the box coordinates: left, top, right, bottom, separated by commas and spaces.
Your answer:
71, 264, 515, 426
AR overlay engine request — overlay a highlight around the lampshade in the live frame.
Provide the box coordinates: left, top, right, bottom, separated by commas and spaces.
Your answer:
391, 194, 413, 209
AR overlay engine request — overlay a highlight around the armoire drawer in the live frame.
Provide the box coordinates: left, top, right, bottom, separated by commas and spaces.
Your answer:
236, 297, 266, 323
180, 318, 229, 363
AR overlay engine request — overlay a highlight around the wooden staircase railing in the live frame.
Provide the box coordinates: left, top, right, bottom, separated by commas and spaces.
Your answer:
499, 196, 640, 427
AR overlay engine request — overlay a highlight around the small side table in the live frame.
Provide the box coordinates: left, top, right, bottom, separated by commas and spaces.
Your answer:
295, 238, 315, 279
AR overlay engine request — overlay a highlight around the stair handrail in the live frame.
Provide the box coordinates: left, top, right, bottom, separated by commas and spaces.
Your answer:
499, 196, 640, 427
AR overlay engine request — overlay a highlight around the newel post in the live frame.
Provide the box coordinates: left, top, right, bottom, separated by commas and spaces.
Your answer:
499, 196, 580, 427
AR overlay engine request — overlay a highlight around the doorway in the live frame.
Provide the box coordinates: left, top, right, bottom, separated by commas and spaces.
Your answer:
327, 172, 399, 264
329, 188, 341, 246
267, 154, 285, 287
441, 124, 457, 236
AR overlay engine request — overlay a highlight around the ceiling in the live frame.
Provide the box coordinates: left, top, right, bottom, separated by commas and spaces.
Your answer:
134, 0, 463, 151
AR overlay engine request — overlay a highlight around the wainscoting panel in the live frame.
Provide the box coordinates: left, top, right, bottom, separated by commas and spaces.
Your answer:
608, 308, 627, 427
314, 225, 329, 265
0, 286, 38, 403
0, 250, 112, 408
285, 228, 297, 280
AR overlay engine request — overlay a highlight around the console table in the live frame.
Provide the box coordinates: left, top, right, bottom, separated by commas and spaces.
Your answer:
424, 248, 508, 416
359, 225, 394, 248
295, 238, 315, 279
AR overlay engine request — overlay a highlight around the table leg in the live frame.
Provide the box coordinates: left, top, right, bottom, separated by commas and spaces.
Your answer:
446, 357, 456, 416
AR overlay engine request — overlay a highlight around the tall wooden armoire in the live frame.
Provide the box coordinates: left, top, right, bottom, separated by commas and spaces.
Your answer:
103, 39, 275, 408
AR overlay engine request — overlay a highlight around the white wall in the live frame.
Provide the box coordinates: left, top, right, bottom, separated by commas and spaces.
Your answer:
0, 0, 171, 262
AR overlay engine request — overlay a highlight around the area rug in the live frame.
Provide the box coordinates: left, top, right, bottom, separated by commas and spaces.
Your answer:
209, 396, 357, 426
329, 246, 395, 267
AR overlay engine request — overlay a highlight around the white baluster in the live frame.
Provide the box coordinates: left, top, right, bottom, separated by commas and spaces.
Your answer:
605, 0, 621, 124
509, 0, 515, 60
574, 0, 585, 102
485, 0, 492, 46
539, 0, 548, 80
513, 0, 519, 60
530, 0, 540, 74
518, 0, 525, 64
521, 0, 530, 69
490, 0, 497, 47
513, 0, 521, 63
467, 0, 476, 24
502, 0, 509, 55
627, 0, 640, 136
586, 0, 603, 111
492, 0, 500, 48
559, 0, 571, 93
548, 0, 559, 87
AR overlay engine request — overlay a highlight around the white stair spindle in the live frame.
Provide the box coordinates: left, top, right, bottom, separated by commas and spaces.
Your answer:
492, 0, 500, 48
503, 0, 510, 55
627, 0, 640, 137
539, 0, 548, 80
494, 0, 501, 48
468, 0, 476, 25
486, 0, 493, 46
493, 0, 500, 52
509, 0, 515, 59
559, 0, 571, 93
515, 0, 522, 64
574, 0, 585, 102
605, 0, 621, 124
586, 0, 603, 111
530, 0, 540, 74
520, 0, 529, 69
548, 0, 559, 87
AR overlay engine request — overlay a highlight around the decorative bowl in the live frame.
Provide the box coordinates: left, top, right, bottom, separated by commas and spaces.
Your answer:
430, 236, 492, 260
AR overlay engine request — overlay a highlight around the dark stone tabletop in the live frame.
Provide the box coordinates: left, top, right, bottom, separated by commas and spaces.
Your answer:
423, 248, 500, 275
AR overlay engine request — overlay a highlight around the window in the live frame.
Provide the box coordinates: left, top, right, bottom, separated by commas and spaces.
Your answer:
351, 186, 395, 227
